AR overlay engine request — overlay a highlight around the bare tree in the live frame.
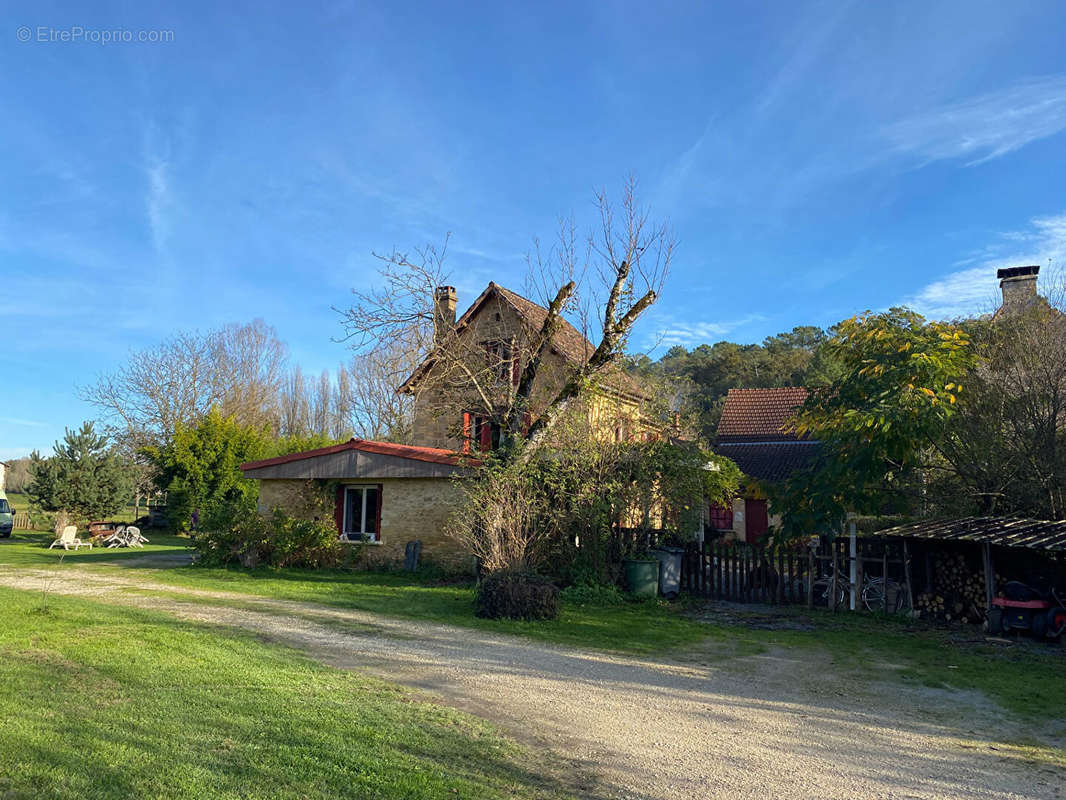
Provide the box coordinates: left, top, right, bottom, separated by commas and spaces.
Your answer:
82, 320, 289, 449
2, 457, 32, 493
343, 345, 416, 441
337, 178, 672, 458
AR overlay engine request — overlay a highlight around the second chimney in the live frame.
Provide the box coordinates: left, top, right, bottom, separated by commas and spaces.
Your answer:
997, 265, 1040, 310
433, 286, 457, 345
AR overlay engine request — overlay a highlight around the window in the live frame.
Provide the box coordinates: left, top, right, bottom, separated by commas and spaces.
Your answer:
342, 485, 380, 542
0, 499, 9, 514
708, 503, 733, 531
463, 412, 501, 452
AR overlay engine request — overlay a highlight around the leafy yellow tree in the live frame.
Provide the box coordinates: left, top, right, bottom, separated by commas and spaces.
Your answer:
773, 308, 975, 539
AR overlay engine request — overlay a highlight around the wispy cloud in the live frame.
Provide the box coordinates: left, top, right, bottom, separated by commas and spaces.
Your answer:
650, 315, 766, 350
884, 74, 1066, 166
0, 417, 48, 428
146, 157, 173, 253
905, 212, 1066, 319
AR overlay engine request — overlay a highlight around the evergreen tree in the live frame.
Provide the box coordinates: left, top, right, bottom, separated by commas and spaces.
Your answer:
28, 422, 132, 520
142, 409, 269, 530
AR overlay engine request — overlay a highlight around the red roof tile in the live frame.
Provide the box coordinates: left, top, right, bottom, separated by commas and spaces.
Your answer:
715, 387, 808, 441
398, 282, 648, 400
240, 438, 475, 472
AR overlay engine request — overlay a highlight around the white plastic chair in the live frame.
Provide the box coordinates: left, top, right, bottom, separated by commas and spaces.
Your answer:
48, 525, 92, 551
125, 526, 148, 547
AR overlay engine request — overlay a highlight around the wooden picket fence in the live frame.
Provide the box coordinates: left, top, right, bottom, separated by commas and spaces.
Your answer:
682, 540, 811, 604
12, 513, 35, 531
682, 537, 909, 609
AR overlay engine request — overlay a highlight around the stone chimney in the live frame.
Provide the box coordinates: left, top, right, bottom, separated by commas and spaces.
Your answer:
0, 462, 5, 492
997, 265, 1040, 311
433, 286, 457, 345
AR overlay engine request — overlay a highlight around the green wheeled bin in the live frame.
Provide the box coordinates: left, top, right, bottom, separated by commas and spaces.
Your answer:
624, 558, 660, 598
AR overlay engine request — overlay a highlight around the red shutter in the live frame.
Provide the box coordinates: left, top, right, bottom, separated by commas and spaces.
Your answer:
334, 486, 345, 536
374, 484, 383, 542
479, 418, 493, 452
462, 412, 472, 453
521, 412, 531, 435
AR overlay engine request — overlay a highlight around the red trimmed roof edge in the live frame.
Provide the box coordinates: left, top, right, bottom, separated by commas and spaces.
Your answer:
240, 438, 476, 472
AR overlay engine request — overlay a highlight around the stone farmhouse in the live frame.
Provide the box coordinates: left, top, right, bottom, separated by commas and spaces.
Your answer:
241, 282, 650, 566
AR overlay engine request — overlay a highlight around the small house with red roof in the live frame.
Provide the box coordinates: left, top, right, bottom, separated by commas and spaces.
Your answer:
240, 438, 476, 565
710, 387, 819, 543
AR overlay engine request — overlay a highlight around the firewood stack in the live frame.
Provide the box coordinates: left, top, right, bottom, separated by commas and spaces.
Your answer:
914, 551, 996, 624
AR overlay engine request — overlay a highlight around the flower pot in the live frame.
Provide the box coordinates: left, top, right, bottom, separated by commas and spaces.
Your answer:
624, 558, 660, 598
649, 547, 684, 598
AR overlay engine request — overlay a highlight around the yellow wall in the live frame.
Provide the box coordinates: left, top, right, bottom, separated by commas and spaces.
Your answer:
258, 477, 472, 570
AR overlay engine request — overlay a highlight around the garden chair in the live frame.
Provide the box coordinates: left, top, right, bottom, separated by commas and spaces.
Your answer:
104, 525, 127, 548
125, 526, 148, 547
48, 525, 91, 551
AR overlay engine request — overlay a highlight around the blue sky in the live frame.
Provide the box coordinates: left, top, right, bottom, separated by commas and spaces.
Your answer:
3, 0, 1066, 459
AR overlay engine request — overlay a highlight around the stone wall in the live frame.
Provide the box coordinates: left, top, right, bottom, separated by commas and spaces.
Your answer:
408, 296, 573, 450
257, 477, 471, 570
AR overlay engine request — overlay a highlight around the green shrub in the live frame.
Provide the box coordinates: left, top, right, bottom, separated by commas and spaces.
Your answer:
267, 513, 346, 568
195, 496, 344, 569
475, 572, 560, 621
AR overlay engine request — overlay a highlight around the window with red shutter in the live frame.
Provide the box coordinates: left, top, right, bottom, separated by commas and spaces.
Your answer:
708, 503, 733, 531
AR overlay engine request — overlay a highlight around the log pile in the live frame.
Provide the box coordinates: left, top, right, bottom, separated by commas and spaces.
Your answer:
914, 551, 994, 624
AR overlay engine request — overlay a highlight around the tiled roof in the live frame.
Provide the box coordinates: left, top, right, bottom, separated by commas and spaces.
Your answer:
492, 284, 595, 366
399, 282, 648, 400
715, 387, 808, 442
241, 438, 475, 472
490, 284, 648, 399
714, 441, 820, 483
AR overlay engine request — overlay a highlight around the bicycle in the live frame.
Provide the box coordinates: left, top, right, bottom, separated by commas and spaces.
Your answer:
810, 560, 909, 613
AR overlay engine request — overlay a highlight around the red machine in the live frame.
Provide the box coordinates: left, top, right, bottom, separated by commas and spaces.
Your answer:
988, 581, 1066, 640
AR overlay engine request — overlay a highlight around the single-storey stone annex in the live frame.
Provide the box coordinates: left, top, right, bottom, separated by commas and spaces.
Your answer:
240, 438, 475, 565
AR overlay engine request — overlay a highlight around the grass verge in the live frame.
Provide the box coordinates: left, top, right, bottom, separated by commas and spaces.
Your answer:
0, 586, 579, 800
3, 531, 1064, 729
0, 531, 707, 654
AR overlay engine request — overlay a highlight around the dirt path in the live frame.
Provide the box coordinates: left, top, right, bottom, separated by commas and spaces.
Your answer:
1, 567, 1061, 800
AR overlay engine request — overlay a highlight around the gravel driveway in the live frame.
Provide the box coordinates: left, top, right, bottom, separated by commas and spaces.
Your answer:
1, 567, 1061, 800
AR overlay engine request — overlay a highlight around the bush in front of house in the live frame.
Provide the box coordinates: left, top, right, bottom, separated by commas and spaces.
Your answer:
475, 572, 560, 621
195, 497, 344, 569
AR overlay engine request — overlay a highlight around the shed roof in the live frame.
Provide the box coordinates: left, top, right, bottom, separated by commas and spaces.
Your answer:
716, 387, 808, 442
876, 516, 1066, 552
714, 441, 820, 483
240, 439, 478, 482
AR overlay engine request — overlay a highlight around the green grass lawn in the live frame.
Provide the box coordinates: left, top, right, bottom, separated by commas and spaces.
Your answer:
0, 529, 191, 567
2, 530, 1064, 727
0, 586, 578, 800
0, 531, 708, 654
